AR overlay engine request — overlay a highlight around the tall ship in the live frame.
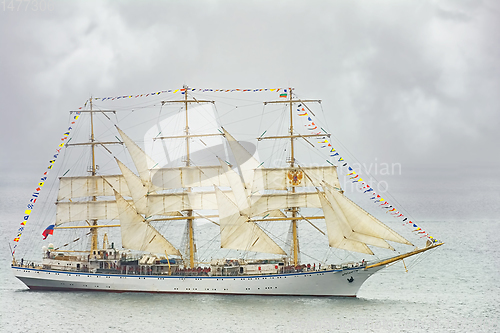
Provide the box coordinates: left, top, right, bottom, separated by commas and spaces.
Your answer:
11, 86, 443, 296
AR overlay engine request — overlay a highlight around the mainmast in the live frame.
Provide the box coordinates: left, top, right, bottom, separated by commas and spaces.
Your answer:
262, 88, 322, 266
158, 86, 217, 268
184, 86, 195, 269
288, 90, 300, 267
89, 97, 98, 254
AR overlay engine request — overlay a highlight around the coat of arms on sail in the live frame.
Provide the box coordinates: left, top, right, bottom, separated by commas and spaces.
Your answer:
287, 170, 303, 186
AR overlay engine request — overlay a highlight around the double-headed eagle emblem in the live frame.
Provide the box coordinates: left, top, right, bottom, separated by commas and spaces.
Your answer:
287, 170, 303, 186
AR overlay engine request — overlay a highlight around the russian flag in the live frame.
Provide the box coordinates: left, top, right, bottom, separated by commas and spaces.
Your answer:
42, 224, 55, 240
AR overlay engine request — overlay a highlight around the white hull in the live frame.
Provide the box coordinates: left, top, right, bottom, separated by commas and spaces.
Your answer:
12, 265, 384, 297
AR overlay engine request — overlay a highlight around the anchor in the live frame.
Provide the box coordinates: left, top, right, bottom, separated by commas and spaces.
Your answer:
347, 276, 354, 283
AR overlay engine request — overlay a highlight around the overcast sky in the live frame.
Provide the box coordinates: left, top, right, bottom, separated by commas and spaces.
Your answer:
1, 0, 499, 179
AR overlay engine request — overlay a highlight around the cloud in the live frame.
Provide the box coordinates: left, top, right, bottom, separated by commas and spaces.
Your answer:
1, 0, 499, 177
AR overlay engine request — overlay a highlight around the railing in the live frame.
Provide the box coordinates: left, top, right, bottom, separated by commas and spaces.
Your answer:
12, 259, 369, 277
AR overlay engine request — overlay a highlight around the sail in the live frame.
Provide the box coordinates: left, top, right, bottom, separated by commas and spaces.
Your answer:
144, 104, 224, 167
252, 166, 340, 192
318, 191, 374, 254
222, 127, 260, 191
145, 190, 322, 217
323, 181, 412, 245
146, 191, 225, 216
56, 200, 124, 225
57, 175, 131, 200
56, 165, 239, 199
150, 166, 230, 190
248, 191, 322, 217
116, 126, 157, 189
195, 162, 338, 193
219, 158, 250, 211
318, 182, 412, 254
215, 187, 286, 255
114, 190, 180, 256
115, 158, 150, 214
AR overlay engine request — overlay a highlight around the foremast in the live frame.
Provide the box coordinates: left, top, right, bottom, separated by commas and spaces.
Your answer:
65, 100, 119, 256
262, 89, 322, 265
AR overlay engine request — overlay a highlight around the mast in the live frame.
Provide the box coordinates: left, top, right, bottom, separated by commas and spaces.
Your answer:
184, 85, 195, 269
288, 89, 300, 267
89, 97, 98, 254
184, 85, 190, 167
262, 89, 322, 266
158, 86, 218, 268
66, 103, 118, 257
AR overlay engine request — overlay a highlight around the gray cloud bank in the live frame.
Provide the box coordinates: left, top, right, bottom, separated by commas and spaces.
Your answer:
1, 0, 499, 178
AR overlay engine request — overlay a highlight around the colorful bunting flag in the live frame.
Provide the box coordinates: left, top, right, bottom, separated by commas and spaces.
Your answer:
294, 98, 438, 244
93, 87, 288, 106
11, 111, 81, 254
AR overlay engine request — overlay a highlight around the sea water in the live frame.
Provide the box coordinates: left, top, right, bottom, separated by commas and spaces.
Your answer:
0, 165, 498, 333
